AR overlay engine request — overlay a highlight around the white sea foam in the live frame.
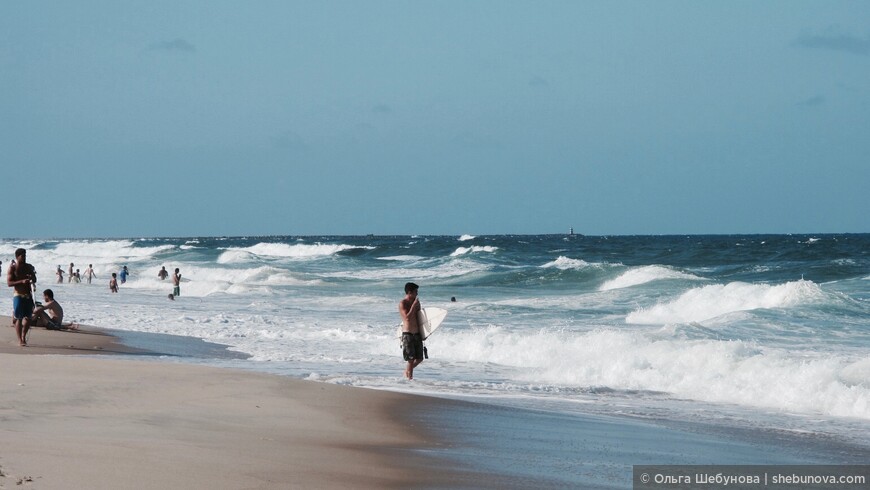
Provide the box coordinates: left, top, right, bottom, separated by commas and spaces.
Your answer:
451, 246, 498, 256
23, 242, 174, 287
626, 280, 826, 325
431, 326, 870, 419
216, 249, 254, 264
377, 255, 426, 262
541, 256, 591, 270
224, 242, 369, 260
599, 265, 702, 291
321, 258, 488, 281
121, 264, 320, 297
52, 240, 175, 259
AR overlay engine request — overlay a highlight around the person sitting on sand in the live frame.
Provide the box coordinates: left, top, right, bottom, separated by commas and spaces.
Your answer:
32, 289, 79, 330
33, 288, 63, 329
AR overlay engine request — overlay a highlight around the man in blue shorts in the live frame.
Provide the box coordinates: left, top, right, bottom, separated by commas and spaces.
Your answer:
7, 248, 37, 346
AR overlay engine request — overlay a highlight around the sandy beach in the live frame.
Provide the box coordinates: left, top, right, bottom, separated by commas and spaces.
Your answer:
0, 317, 458, 489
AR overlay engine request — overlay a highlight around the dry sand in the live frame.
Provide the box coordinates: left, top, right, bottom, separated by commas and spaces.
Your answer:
0, 316, 459, 489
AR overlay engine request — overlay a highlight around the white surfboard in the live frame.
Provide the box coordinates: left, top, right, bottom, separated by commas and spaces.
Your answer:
397, 307, 448, 341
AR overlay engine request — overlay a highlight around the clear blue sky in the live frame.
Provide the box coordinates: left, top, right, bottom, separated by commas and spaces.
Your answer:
2, 1, 868, 237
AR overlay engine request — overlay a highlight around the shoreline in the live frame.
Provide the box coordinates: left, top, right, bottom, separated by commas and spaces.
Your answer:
0, 316, 476, 489
4, 316, 868, 488
1, 315, 148, 356
0, 354, 455, 489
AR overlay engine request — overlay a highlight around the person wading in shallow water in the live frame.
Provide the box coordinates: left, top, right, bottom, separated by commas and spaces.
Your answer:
8, 248, 37, 346
399, 282, 424, 380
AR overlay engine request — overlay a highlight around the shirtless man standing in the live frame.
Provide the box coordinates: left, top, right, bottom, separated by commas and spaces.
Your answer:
7, 248, 37, 346
399, 282, 423, 379
84, 264, 97, 284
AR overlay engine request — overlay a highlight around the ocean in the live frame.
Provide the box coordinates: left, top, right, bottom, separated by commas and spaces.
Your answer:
4, 234, 869, 484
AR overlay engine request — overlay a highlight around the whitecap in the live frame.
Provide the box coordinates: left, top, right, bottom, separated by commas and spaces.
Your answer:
626, 280, 827, 325
599, 265, 702, 291
450, 246, 498, 256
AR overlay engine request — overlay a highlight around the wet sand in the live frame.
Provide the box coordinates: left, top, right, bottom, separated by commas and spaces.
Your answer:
0, 316, 461, 489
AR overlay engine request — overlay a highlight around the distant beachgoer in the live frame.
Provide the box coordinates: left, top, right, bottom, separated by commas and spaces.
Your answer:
158, 266, 168, 280
119, 266, 129, 284
84, 264, 97, 284
73, 269, 81, 283
68, 263, 74, 283
451, 296, 456, 302
168, 293, 175, 301
173, 268, 181, 297
33, 289, 64, 329
399, 282, 423, 380
8, 248, 37, 346
56, 266, 64, 283
109, 273, 119, 293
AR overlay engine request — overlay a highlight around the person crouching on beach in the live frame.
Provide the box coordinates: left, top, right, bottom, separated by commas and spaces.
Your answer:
8, 248, 37, 346
109, 273, 119, 293
399, 282, 424, 380
33, 289, 64, 329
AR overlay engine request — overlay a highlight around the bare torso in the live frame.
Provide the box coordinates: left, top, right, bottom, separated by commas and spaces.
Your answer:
399, 297, 420, 333
8, 261, 36, 296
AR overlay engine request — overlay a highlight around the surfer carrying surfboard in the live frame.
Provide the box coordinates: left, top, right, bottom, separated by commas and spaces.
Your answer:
399, 282, 424, 379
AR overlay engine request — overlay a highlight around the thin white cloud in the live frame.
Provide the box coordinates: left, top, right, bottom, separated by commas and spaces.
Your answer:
795, 29, 870, 56
797, 95, 825, 107
150, 38, 197, 53
272, 131, 308, 151
529, 75, 549, 88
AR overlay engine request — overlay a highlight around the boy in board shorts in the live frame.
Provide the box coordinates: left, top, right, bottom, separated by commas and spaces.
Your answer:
399, 282, 423, 379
